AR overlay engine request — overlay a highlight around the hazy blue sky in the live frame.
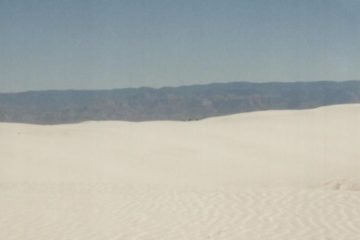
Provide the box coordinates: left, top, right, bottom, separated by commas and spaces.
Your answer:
1, 0, 360, 92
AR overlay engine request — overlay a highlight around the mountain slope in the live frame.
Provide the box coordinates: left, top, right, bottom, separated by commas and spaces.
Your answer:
1, 81, 360, 124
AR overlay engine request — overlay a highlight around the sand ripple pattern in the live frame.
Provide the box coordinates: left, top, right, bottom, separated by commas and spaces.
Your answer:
1, 184, 360, 240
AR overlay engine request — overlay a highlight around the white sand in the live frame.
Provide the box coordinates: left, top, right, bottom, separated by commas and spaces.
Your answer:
1, 104, 360, 239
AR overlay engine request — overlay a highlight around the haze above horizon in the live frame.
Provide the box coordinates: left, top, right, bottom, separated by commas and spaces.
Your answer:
1, 0, 360, 92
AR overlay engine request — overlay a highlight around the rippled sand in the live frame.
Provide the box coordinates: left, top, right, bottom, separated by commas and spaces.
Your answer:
1, 104, 360, 239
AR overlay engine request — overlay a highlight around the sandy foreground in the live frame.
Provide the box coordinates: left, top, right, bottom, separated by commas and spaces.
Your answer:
1, 104, 360, 239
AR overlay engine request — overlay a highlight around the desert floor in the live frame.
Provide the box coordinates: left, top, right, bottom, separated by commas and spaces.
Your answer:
1, 104, 360, 239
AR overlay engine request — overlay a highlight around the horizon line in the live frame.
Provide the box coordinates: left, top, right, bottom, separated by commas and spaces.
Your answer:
1, 79, 360, 94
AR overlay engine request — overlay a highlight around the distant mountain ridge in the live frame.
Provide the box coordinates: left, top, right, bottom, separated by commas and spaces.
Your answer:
1, 81, 360, 124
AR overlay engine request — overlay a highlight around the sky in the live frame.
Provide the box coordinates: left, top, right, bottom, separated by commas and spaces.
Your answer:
1, 0, 360, 92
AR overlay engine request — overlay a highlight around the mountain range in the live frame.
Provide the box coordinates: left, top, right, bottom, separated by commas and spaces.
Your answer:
1, 80, 360, 124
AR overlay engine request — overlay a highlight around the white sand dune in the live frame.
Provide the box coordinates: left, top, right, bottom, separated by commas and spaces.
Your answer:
1, 104, 360, 239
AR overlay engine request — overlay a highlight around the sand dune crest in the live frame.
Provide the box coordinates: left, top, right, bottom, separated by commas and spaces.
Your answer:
1, 104, 360, 239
